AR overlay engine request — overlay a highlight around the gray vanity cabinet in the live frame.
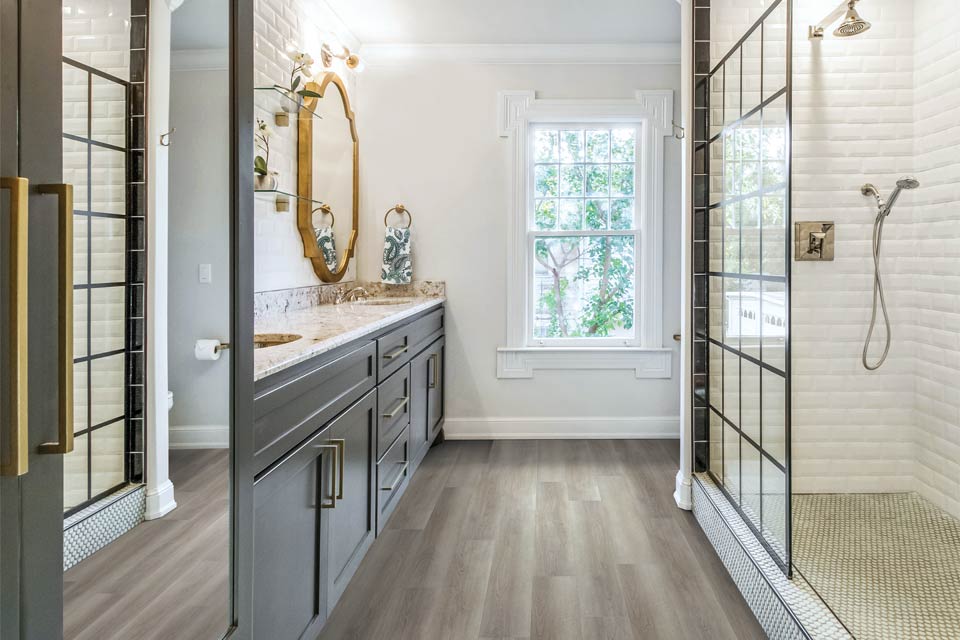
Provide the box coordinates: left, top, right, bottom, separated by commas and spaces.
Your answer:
252, 421, 336, 640
326, 391, 377, 610
253, 304, 445, 638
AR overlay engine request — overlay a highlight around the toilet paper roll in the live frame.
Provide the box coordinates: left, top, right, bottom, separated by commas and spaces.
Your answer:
195, 339, 222, 361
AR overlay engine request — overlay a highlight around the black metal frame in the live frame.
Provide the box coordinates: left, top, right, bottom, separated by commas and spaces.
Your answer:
691, 0, 793, 576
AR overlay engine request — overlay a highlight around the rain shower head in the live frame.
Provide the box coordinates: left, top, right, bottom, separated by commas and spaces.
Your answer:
810, 0, 872, 39
834, 1, 871, 37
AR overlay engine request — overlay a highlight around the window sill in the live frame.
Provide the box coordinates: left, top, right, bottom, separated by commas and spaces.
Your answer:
496, 346, 673, 379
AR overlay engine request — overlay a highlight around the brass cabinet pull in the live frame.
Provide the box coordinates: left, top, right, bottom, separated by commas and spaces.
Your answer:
428, 353, 438, 389
37, 184, 74, 455
314, 443, 339, 508
0, 177, 29, 476
382, 344, 408, 360
330, 438, 345, 500
380, 462, 408, 492
382, 397, 408, 419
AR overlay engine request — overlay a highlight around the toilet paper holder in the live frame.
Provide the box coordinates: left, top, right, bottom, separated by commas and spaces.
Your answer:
215, 341, 231, 353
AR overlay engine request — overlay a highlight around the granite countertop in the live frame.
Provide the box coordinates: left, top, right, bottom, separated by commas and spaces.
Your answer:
253, 296, 445, 381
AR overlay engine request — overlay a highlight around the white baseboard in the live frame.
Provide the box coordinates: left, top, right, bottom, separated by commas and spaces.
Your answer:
443, 416, 681, 440
144, 479, 177, 521
169, 424, 230, 449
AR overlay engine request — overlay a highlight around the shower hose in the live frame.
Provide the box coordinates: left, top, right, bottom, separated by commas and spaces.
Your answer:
862, 210, 891, 370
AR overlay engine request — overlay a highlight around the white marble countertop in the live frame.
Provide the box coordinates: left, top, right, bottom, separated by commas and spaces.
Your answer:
254, 296, 445, 381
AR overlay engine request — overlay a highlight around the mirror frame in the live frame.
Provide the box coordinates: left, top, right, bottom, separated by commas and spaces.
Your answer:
296, 72, 359, 283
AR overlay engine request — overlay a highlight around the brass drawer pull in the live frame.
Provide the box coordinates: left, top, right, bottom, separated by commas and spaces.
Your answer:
381, 462, 408, 492
0, 177, 29, 476
330, 438, 345, 500
382, 397, 409, 419
37, 183, 74, 455
428, 353, 438, 389
314, 443, 339, 508
383, 344, 408, 360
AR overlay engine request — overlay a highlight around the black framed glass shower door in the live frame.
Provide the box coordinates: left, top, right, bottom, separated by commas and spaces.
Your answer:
62, 52, 146, 515
691, 0, 793, 574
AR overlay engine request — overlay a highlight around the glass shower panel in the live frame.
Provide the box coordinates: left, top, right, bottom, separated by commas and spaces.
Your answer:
63, 52, 137, 513
691, 0, 792, 574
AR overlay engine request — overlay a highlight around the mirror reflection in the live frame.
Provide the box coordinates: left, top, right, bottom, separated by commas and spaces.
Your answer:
297, 73, 359, 282
61, 0, 232, 638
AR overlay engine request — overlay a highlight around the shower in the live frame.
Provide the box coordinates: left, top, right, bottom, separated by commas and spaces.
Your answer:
809, 0, 872, 39
860, 177, 920, 370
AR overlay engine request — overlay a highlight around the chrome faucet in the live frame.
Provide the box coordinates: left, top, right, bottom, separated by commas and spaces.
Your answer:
336, 286, 369, 304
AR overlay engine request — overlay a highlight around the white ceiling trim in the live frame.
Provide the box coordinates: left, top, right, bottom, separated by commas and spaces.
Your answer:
171, 48, 229, 71
360, 43, 681, 66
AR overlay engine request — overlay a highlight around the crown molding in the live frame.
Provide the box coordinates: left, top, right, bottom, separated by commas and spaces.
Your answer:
171, 48, 229, 71
360, 43, 681, 66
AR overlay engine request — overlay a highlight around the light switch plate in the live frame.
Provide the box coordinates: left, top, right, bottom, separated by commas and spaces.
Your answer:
794, 222, 835, 261
198, 263, 212, 284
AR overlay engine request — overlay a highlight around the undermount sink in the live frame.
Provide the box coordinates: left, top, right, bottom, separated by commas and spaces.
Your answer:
254, 333, 302, 349
349, 297, 416, 306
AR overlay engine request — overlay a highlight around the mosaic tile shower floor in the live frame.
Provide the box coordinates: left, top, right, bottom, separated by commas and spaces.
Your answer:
793, 493, 960, 640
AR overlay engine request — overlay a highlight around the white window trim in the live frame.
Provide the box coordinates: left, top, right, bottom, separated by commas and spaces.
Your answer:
496, 90, 674, 379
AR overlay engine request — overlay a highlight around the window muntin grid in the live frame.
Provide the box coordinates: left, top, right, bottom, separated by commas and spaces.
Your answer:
529, 125, 641, 346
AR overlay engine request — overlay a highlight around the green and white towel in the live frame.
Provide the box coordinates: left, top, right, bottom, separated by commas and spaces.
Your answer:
313, 226, 338, 272
381, 226, 412, 284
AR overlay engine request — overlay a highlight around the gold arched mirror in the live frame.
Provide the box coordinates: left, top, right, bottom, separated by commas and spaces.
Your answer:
297, 72, 358, 282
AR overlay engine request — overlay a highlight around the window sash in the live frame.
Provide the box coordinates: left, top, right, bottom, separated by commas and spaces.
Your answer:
527, 231, 641, 347
525, 123, 643, 347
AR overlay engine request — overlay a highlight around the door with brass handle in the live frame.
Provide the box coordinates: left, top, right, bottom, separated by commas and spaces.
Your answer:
0, 177, 29, 477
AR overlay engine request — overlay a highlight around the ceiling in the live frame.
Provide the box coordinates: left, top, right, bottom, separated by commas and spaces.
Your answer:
171, 0, 229, 50
321, 0, 681, 45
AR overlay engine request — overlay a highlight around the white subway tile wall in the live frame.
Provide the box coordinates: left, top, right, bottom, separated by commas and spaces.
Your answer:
910, 0, 960, 518
63, 0, 131, 510
253, 0, 358, 291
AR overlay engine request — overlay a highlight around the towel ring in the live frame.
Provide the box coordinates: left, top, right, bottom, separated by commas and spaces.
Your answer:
312, 204, 335, 228
384, 204, 412, 229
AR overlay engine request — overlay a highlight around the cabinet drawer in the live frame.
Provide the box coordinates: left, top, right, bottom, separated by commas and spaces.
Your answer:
376, 427, 409, 534
377, 365, 410, 460
376, 308, 443, 381
255, 341, 376, 475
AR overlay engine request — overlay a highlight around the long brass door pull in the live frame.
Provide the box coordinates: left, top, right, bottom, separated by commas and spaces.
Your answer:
0, 178, 29, 476
37, 183, 74, 455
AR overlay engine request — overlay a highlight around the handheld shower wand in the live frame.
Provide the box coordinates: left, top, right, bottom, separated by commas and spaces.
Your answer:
859, 177, 920, 370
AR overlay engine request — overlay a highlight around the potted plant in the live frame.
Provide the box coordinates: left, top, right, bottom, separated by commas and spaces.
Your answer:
254, 118, 278, 190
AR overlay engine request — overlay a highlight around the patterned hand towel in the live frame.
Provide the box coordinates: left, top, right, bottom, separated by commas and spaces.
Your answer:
381, 226, 412, 284
313, 226, 338, 271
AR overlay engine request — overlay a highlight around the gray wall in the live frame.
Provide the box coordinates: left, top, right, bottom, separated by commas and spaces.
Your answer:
168, 66, 231, 446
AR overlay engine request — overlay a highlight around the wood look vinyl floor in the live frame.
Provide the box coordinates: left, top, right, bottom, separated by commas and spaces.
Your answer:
318, 439, 766, 640
63, 449, 231, 640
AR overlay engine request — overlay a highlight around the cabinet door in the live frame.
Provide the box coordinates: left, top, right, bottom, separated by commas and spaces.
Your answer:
408, 348, 431, 470
253, 428, 335, 640
427, 337, 446, 443
327, 391, 376, 611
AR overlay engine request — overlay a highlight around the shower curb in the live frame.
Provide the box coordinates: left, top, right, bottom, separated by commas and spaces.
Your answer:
692, 475, 852, 640
64, 485, 146, 571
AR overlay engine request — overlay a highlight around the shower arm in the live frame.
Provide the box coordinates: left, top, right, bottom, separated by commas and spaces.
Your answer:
809, 0, 857, 38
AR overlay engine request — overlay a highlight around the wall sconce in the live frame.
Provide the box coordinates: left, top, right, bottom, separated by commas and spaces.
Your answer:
321, 43, 365, 72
